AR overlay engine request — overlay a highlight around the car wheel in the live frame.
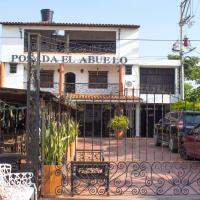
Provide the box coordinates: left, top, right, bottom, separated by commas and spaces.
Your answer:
169, 138, 177, 153
154, 133, 161, 146
179, 144, 189, 160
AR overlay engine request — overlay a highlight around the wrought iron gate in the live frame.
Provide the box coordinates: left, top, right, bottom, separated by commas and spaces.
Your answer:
41, 87, 200, 197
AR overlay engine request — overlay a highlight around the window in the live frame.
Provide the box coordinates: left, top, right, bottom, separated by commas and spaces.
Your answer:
89, 71, 108, 89
140, 68, 175, 94
10, 64, 17, 73
125, 65, 132, 75
40, 70, 54, 88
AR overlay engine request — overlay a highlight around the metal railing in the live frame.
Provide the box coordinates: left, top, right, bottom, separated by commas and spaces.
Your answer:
24, 41, 116, 53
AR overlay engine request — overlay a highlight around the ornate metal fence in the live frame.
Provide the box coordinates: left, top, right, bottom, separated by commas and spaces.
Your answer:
41, 86, 200, 197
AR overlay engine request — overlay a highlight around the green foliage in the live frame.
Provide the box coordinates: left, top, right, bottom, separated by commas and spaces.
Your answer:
190, 66, 200, 84
168, 54, 200, 82
184, 57, 200, 82
43, 116, 79, 165
184, 82, 193, 100
171, 100, 200, 111
108, 115, 129, 132
187, 86, 200, 102
168, 54, 180, 60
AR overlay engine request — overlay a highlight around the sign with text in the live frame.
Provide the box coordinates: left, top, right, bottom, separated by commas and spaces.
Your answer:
11, 54, 128, 64
71, 161, 110, 196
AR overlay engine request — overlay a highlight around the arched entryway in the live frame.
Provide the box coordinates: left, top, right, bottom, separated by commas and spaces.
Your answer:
65, 72, 76, 93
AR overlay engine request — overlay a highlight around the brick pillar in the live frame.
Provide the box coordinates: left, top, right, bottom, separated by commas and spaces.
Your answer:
59, 64, 64, 96
118, 65, 123, 96
0, 63, 5, 88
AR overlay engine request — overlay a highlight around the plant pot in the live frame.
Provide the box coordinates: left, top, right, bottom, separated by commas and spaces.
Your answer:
43, 165, 62, 196
115, 130, 124, 139
70, 137, 78, 161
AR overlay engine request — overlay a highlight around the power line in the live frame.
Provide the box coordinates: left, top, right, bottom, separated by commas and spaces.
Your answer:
1, 35, 200, 42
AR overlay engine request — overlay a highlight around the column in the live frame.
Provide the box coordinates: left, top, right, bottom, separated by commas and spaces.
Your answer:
0, 63, 5, 88
59, 64, 64, 96
118, 65, 123, 96
135, 103, 140, 137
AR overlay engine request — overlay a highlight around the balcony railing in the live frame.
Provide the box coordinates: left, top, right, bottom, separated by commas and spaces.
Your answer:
24, 41, 116, 53
36, 82, 120, 95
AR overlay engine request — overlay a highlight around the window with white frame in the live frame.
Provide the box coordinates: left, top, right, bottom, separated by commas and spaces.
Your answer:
88, 71, 108, 89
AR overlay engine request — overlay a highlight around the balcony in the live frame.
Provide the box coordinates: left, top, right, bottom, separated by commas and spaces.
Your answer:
24, 30, 116, 54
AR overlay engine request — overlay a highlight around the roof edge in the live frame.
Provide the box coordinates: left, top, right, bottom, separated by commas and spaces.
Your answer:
0, 22, 140, 29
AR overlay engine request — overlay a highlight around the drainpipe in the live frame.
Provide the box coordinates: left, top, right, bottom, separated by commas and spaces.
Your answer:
59, 63, 64, 96
118, 64, 123, 96
0, 63, 5, 88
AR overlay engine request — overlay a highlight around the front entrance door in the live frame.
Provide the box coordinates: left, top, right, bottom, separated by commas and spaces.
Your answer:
65, 72, 75, 93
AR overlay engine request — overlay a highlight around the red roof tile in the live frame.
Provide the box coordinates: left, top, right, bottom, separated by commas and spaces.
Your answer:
66, 93, 141, 102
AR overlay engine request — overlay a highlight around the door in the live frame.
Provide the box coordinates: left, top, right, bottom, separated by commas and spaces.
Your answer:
65, 72, 76, 93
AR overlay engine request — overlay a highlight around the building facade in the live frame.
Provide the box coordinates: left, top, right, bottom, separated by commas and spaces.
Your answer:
0, 13, 180, 137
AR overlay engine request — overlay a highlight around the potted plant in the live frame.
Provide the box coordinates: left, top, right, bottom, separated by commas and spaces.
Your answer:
42, 117, 68, 196
108, 115, 129, 139
65, 117, 79, 161
42, 114, 79, 196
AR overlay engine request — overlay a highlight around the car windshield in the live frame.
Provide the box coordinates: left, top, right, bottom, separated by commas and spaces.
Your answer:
184, 113, 200, 125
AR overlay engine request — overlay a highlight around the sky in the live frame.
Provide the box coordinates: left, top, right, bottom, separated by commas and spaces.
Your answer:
0, 0, 200, 58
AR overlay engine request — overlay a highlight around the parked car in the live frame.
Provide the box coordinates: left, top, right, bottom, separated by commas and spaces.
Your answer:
154, 111, 200, 152
179, 123, 200, 160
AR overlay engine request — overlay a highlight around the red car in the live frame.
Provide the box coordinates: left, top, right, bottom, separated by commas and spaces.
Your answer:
179, 123, 200, 160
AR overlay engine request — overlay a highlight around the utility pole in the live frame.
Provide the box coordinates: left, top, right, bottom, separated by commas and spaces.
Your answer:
179, 0, 194, 100
179, 0, 184, 100
26, 33, 41, 189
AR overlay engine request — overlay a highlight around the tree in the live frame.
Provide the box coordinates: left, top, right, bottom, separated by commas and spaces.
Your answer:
168, 54, 200, 81
168, 54, 200, 102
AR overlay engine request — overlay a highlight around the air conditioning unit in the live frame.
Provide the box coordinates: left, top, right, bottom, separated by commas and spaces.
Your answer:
125, 80, 134, 89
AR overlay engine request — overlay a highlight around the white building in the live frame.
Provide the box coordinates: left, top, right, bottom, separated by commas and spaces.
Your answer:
0, 10, 180, 137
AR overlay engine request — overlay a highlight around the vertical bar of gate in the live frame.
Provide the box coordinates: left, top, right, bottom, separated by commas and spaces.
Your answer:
116, 98, 120, 162
132, 88, 135, 161
41, 109, 45, 196
109, 94, 111, 162
83, 100, 86, 156
139, 88, 141, 161
75, 100, 78, 161
125, 88, 128, 161
145, 93, 148, 161
169, 93, 172, 161
92, 97, 94, 160
161, 92, 164, 161
153, 93, 156, 161
100, 97, 103, 161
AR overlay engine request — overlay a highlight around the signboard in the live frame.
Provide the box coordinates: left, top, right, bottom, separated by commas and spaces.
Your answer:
71, 161, 110, 196
11, 54, 128, 64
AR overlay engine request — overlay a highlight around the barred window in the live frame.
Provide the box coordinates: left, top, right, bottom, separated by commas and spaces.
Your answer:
40, 70, 54, 88
140, 68, 175, 94
10, 63, 17, 73
125, 65, 132, 75
89, 71, 108, 89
